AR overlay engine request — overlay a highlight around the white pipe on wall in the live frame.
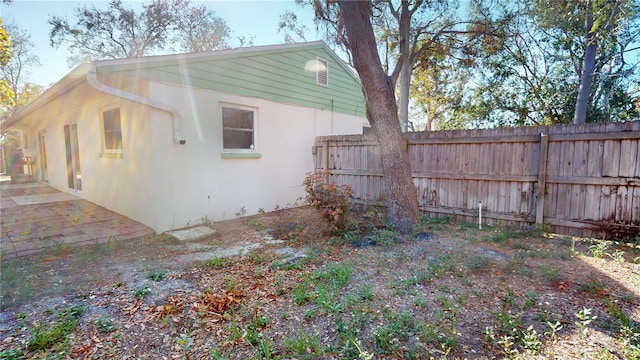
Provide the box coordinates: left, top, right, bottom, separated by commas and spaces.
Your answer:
86, 64, 186, 145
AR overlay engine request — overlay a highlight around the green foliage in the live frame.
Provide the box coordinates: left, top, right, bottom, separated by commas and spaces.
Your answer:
370, 228, 400, 246
0, 348, 24, 360
373, 310, 415, 353
134, 286, 151, 299
48, 0, 231, 62
303, 172, 354, 235
27, 304, 85, 351
589, 241, 610, 258
146, 270, 167, 282
203, 256, 225, 269
283, 330, 324, 355
466, 254, 491, 273
93, 318, 116, 333
575, 308, 597, 338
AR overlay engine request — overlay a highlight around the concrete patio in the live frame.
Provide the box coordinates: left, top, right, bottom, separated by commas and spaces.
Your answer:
1, 180, 155, 258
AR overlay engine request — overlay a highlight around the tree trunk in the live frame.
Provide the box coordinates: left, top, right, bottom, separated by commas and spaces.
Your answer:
573, 6, 596, 124
337, 0, 420, 234
397, 1, 411, 132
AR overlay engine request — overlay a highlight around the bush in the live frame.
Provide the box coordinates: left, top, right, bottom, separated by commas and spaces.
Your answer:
303, 172, 353, 235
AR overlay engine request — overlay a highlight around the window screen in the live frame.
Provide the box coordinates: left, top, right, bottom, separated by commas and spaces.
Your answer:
222, 107, 255, 150
103, 108, 122, 152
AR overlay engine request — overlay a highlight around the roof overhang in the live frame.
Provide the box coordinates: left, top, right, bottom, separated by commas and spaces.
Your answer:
1, 63, 92, 132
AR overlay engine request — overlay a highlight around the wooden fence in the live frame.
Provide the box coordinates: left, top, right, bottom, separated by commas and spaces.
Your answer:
312, 121, 640, 239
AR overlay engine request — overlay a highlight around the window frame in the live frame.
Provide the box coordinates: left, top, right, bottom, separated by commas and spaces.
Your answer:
220, 103, 259, 155
316, 57, 328, 86
100, 105, 123, 156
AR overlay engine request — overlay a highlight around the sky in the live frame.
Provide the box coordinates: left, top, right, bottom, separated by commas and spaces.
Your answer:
0, 0, 320, 87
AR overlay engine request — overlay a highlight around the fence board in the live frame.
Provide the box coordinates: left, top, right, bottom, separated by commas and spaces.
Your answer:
314, 120, 640, 239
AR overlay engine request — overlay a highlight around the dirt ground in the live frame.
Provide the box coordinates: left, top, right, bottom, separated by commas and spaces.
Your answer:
1, 206, 639, 359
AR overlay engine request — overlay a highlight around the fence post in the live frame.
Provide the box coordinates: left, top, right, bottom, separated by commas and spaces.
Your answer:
323, 140, 330, 183
535, 133, 549, 224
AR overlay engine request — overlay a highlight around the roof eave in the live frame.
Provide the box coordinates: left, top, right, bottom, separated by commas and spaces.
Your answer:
2, 63, 90, 131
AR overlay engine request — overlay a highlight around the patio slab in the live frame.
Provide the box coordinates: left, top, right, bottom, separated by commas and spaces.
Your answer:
0, 182, 155, 258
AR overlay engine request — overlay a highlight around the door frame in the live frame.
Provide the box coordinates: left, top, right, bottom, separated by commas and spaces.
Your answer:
38, 130, 48, 182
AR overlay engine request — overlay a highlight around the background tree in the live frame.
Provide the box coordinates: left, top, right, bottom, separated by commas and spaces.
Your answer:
0, 19, 13, 109
1, 23, 42, 123
49, 0, 230, 63
173, 2, 230, 52
439, 0, 639, 128
277, 10, 310, 43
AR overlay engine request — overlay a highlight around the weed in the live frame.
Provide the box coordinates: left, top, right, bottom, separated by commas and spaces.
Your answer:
283, 330, 323, 355
487, 229, 512, 243
203, 256, 225, 269
304, 308, 318, 321
428, 253, 456, 278
342, 229, 361, 244
134, 286, 151, 299
545, 321, 563, 342
417, 215, 451, 232
258, 338, 273, 359
419, 321, 458, 355
249, 252, 268, 264
620, 326, 640, 359
413, 294, 428, 310
357, 283, 374, 301
519, 289, 536, 304
580, 274, 606, 296
538, 265, 563, 283
177, 333, 193, 355
575, 307, 597, 337
521, 325, 542, 353
604, 298, 635, 330
500, 335, 520, 357
502, 287, 517, 307
353, 339, 374, 360
235, 206, 247, 217
93, 317, 116, 333
608, 249, 626, 264
281, 258, 307, 270
494, 309, 522, 341
27, 304, 85, 351
146, 270, 167, 282
373, 310, 415, 353
0, 349, 24, 360
467, 254, 491, 273
370, 228, 400, 246
589, 241, 609, 258
224, 276, 237, 292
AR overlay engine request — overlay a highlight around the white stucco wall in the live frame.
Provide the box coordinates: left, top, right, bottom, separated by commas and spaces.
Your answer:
11, 80, 367, 234
146, 81, 367, 232
15, 82, 159, 231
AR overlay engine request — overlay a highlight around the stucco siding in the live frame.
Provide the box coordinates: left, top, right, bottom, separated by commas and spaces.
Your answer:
146, 81, 364, 232
13, 82, 159, 232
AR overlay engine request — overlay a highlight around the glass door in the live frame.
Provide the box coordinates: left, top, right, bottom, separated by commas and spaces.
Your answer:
64, 124, 81, 191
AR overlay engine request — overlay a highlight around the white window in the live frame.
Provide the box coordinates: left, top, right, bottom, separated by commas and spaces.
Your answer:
316, 57, 328, 86
221, 105, 257, 152
102, 107, 123, 154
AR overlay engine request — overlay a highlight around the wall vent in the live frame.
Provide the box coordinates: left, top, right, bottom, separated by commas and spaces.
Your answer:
316, 57, 328, 86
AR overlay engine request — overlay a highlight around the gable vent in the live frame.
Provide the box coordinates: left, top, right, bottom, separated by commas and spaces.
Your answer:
316, 57, 328, 86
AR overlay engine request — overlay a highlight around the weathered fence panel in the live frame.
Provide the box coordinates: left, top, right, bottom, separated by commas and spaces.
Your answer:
312, 121, 640, 239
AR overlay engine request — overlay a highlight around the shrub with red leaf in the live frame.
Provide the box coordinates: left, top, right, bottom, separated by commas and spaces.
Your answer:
303, 171, 353, 235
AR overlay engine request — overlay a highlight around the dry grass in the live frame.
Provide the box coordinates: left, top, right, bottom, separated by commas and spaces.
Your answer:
1, 207, 639, 359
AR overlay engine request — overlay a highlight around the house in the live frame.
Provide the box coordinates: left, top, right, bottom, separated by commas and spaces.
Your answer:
2, 41, 368, 233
